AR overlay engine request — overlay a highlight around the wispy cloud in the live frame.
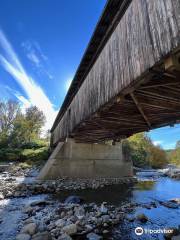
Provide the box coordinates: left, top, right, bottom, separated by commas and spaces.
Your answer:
22, 40, 53, 79
0, 29, 57, 132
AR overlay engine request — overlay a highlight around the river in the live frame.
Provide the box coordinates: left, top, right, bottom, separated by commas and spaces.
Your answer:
56, 171, 180, 239
0, 168, 179, 240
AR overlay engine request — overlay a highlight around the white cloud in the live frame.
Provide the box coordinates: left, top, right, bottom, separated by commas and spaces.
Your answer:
27, 52, 40, 65
15, 94, 31, 113
65, 78, 72, 91
21, 40, 53, 79
0, 29, 58, 132
153, 140, 163, 146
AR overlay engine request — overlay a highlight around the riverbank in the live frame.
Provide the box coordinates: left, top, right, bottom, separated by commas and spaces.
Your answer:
0, 164, 180, 240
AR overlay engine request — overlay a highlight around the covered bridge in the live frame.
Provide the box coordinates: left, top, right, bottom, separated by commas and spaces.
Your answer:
39, 0, 180, 180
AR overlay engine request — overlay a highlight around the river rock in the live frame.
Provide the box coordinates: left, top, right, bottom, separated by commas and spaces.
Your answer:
55, 219, 66, 228
32, 231, 52, 240
23, 206, 34, 214
170, 198, 180, 205
21, 222, 37, 235
101, 214, 110, 223
58, 233, 72, 240
160, 201, 179, 209
62, 223, 77, 235
0, 193, 4, 200
164, 227, 179, 239
64, 196, 83, 204
100, 202, 108, 214
126, 215, 135, 222
30, 200, 48, 207
172, 235, 180, 240
16, 233, 31, 240
74, 206, 85, 219
136, 213, 148, 223
86, 232, 102, 240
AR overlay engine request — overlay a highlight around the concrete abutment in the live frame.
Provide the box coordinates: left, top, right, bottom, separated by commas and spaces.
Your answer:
38, 138, 133, 180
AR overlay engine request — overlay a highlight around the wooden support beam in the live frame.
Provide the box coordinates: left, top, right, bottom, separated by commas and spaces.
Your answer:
164, 55, 180, 72
138, 89, 180, 103
140, 81, 180, 89
130, 93, 151, 128
126, 94, 180, 111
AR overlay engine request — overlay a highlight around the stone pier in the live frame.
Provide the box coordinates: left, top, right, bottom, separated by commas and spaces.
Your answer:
38, 138, 133, 180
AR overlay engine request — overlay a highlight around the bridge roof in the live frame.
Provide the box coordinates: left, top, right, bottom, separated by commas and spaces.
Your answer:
51, 0, 130, 132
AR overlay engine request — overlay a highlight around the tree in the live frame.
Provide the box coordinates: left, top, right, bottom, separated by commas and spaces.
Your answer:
25, 106, 45, 141
125, 132, 167, 168
0, 100, 46, 148
127, 133, 151, 167
148, 145, 168, 168
176, 140, 180, 149
0, 100, 20, 147
169, 140, 180, 166
10, 114, 30, 147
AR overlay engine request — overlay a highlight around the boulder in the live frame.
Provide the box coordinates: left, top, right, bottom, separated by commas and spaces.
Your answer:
55, 219, 66, 228
62, 224, 77, 235
58, 233, 72, 240
16, 233, 31, 240
21, 222, 37, 235
32, 231, 52, 240
74, 206, 85, 219
86, 232, 102, 240
136, 213, 148, 223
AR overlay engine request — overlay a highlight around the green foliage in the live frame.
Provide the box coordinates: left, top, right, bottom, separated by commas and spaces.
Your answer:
21, 147, 49, 161
124, 132, 167, 168
0, 148, 21, 161
168, 141, 180, 166
0, 146, 49, 163
21, 139, 48, 149
25, 106, 46, 141
0, 99, 49, 165
0, 100, 46, 148
148, 145, 168, 168
10, 114, 30, 147
126, 133, 151, 167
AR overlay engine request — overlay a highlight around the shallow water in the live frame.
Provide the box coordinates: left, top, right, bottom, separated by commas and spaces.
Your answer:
0, 169, 48, 240
0, 170, 179, 240
0, 194, 49, 240
114, 176, 180, 240
57, 171, 180, 240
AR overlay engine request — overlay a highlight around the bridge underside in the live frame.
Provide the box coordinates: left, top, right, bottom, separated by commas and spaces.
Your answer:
71, 59, 180, 143
40, 0, 180, 180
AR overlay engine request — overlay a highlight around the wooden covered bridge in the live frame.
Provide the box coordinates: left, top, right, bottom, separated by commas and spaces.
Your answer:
39, 0, 180, 180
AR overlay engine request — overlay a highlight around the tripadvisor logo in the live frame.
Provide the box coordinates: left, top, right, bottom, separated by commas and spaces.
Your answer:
135, 227, 174, 235
135, 227, 144, 236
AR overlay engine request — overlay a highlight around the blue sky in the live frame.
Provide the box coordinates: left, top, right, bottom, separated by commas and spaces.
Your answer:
0, 0, 179, 149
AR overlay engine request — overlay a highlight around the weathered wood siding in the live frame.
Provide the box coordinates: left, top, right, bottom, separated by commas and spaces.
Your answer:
52, 0, 180, 145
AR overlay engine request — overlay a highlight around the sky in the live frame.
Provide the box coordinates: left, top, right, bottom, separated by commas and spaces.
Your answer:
0, 0, 179, 149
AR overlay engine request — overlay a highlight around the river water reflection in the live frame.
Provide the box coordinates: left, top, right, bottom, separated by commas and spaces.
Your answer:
57, 171, 180, 240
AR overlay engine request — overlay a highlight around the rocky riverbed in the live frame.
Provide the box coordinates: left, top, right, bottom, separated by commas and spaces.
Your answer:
0, 164, 180, 240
